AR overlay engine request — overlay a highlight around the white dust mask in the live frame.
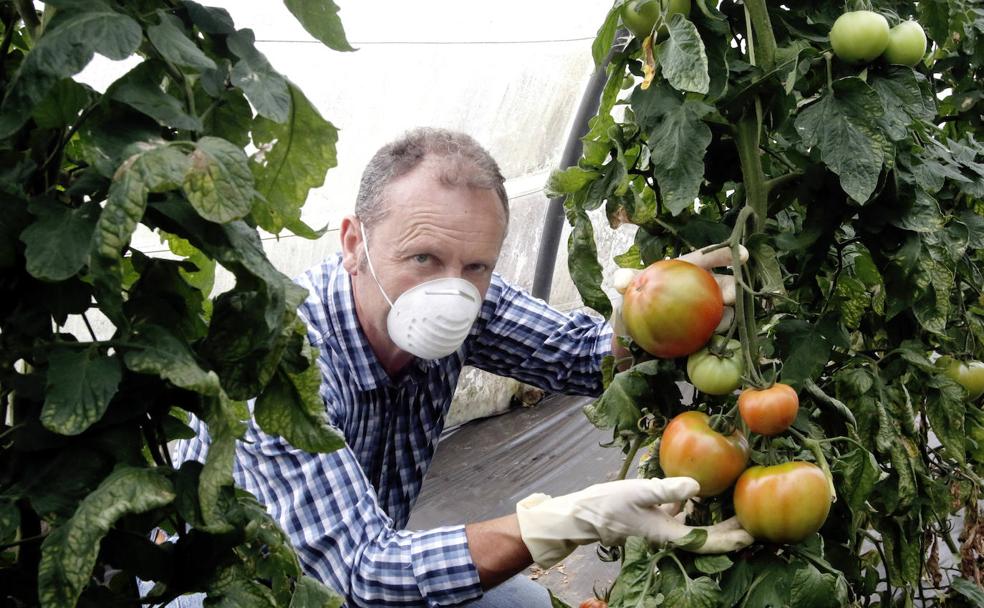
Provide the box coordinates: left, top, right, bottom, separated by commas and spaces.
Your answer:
360, 223, 483, 360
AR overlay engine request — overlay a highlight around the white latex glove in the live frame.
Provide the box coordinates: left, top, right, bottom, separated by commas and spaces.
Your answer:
516, 477, 753, 568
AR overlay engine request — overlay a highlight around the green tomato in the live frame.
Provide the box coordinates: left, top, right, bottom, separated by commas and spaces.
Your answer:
938, 356, 984, 400
882, 20, 927, 66
621, 0, 692, 40
830, 10, 890, 63
686, 337, 743, 396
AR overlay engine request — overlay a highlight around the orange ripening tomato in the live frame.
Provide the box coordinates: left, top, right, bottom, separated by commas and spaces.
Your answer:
621, 260, 724, 359
659, 411, 749, 497
734, 461, 832, 544
737, 383, 799, 436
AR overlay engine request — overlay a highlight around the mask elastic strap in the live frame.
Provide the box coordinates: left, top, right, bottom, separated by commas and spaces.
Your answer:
359, 222, 395, 307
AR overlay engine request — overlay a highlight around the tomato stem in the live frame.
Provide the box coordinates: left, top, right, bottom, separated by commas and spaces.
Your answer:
742, 0, 778, 71
617, 434, 645, 481
789, 427, 838, 503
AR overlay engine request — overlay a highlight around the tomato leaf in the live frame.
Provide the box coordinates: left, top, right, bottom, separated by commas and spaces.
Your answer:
662, 574, 720, 608
255, 364, 345, 454
184, 136, 257, 223
694, 555, 732, 575
584, 360, 666, 447
567, 208, 612, 319
951, 577, 984, 607
37, 467, 175, 608
227, 29, 291, 123
924, 375, 967, 464
123, 324, 222, 396
870, 67, 936, 141
788, 562, 844, 608
592, 3, 622, 68
794, 78, 889, 204
41, 346, 123, 436
21, 199, 99, 282
670, 529, 708, 551
283, 0, 355, 52
548, 167, 601, 197
774, 320, 832, 389
832, 446, 880, 515
250, 82, 338, 237
630, 83, 712, 216
658, 15, 710, 94
147, 12, 217, 71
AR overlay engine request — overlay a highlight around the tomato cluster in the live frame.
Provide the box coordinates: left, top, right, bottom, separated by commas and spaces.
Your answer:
621, 0, 691, 41
829, 11, 927, 67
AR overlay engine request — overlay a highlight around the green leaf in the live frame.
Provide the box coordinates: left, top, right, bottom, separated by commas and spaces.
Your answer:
250, 83, 338, 236
547, 166, 600, 196
41, 347, 122, 436
228, 29, 290, 123
775, 320, 832, 389
208, 565, 279, 608
631, 84, 712, 215
111, 77, 203, 132
548, 590, 574, 608
0, 500, 20, 546
794, 78, 888, 203
21, 199, 99, 281
32, 78, 94, 129
924, 375, 967, 464
147, 12, 218, 71
255, 363, 344, 454
199, 394, 246, 533
591, 3, 621, 68
161, 231, 216, 305
952, 577, 984, 607
832, 276, 868, 330
182, 0, 236, 34
832, 446, 880, 514
891, 189, 945, 233
693, 554, 732, 575
123, 324, 222, 395
183, 136, 257, 223
657, 15, 710, 94
670, 529, 708, 551
870, 67, 935, 141
289, 576, 345, 608
37, 467, 175, 608
283, 0, 354, 52
567, 208, 611, 319
0, 7, 142, 137
584, 360, 663, 442
789, 563, 841, 608
662, 575, 721, 608
202, 90, 253, 148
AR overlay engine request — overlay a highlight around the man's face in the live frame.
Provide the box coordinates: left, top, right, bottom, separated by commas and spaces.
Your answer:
342, 158, 508, 364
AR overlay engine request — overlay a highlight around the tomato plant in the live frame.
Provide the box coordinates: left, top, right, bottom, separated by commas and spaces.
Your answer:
829, 10, 890, 63
882, 20, 927, 66
938, 357, 984, 400
738, 383, 799, 435
658, 411, 749, 497
686, 337, 743, 395
621, 0, 692, 40
564, 0, 984, 603
733, 462, 832, 544
621, 259, 723, 358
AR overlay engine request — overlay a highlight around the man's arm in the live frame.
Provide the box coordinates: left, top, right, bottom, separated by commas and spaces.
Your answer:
465, 515, 532, 589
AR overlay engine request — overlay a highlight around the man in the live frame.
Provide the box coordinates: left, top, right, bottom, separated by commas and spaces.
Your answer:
174, 128, 750, 607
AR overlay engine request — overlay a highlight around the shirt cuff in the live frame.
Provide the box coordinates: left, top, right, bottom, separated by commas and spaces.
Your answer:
410, 525, 483, 606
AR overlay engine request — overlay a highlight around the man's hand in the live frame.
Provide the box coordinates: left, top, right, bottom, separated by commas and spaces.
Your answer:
516, 477, 753, 569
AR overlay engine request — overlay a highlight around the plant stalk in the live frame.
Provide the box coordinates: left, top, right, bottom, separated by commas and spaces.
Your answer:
742, 0, 778, 71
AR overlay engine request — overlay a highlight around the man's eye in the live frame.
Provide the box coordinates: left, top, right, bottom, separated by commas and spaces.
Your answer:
413, 254, 430, 264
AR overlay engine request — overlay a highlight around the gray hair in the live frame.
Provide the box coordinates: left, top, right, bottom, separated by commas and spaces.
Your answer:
355, 128, 509, 230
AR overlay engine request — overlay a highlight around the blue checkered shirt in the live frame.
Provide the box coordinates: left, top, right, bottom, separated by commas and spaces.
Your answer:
173, 253, 612, 607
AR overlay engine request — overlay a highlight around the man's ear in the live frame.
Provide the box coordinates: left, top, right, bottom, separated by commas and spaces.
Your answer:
339, 215, 361, 275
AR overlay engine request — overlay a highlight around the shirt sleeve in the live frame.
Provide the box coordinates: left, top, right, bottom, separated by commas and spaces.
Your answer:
175, 416, 483, 608
465, 274, 613, 397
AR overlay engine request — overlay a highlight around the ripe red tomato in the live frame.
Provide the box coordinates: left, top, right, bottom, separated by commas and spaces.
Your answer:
659, 411, 749, 497
622, 259, 724, 359
734, 462, 832, 544
737, 383, 799, 436
686, 337, 744, 395
579, 599, 608, 608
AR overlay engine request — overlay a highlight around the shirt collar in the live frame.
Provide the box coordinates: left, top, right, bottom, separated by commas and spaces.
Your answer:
325, 254, 393, 392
